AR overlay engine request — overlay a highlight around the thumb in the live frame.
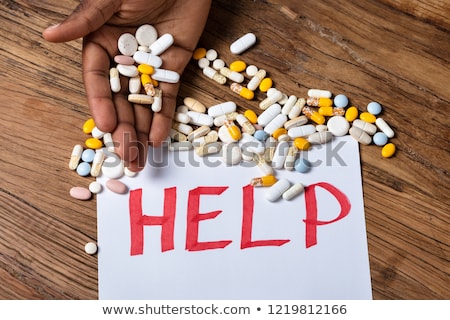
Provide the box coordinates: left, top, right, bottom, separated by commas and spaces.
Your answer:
42, 0, 118, 42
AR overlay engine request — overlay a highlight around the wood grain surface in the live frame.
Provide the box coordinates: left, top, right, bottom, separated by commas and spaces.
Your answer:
0, 0, 448, 299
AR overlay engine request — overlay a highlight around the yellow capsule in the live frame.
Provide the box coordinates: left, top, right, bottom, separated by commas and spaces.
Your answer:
272, 128, 288, 139
192, 47, 206, 60
381, 143, 396, 158
244, 109, 258, 124
360, 112, 377, 123
85, 137, 103, 149
318, 106, 334, 116
250, 175, 277, 187
307, 97, 333, 108
229, 60, 247, 72
230, 83, 254, 100
310, 112, 326, 125
137, 64, 154, 75
345, 106, 359, 122
224, 120, 241, 140
294, 137, 311, 151
141, 73, 155, 95
151, 78, 159, 87
259, 78, 273, 92
82, 118, 95, 134
141, 73, 151, 85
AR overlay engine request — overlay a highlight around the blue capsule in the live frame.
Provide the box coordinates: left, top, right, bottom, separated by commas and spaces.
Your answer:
76, 162, 91, 176
373, 132, 388, 146
294, 157, 311, 173
81, 148, 96, 163
333, 94, 349, 108
367, 101, 382, 115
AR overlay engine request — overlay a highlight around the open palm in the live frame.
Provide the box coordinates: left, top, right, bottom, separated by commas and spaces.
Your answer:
43, 0, 211, 171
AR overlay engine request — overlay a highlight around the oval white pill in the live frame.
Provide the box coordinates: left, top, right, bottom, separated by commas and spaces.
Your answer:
230, 32, 257, 54
84, 242, 98, 255
327, 116, 350, 136
307, 89, 332, 98
271, 140, 289, 169
149, 33, 174, 56
118, 33, 138, 56
133, 51, 162, 68
288, 124, 316, 138
187, 111, 214, 127
208, 101, 237, 117
375, 118, 395, 138
265, 179, 291, 202
152, 69, 180, 83
264, 114, 288, 135
221, 142, 242, 166
258, 103, 282, 126
282, 183, 304, 200
128, 76, 141, 94
116, 64, 139, 77
135, 24, 158, 46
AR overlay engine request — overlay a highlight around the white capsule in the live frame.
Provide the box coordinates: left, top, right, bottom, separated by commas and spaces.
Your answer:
116, 64, 139, 77
109, 68, 121, 93
169, 128, 187, 142
149, 33, 174, 56
247, 69, 266, 91
151, 89, 163, 112
152, 69, 180, 83
281, 95, 298, 115
103, 133, 115, 152
135, 24, 158, 47
284, 116, 308, 130
375, 118, 395, 138
264, 114, 288, 135
236, 113, 256, 135
288, 124, 316, 138
288, 98, 306, 119
90, 149, 105, 177
219, 67, 244, 83
133, 51, 162, 68
172, 122, 193, 135
128, 94, 154, 104
230, 32, 257, 54
308, 131, 333, 144
213, 112, 238, 126
208, 101, 237, 117
169, 141, 193, 151
258, 103, 282, 126
202, 66, 227, 84
272, 140, 290, 169
254, 153, 274, 176
259, 89, 283, 110
69, 144, 83, 170
174, 112, 190, 124
353, 119, 377, 135
187, 111, 213, 127
264, 136, 277, 163
187, 125, 211, 141
195, 141, 221, 157
265, 179, 291, 202
127, 76, 141, 94
118, 33, 138, 56
284, 145, 298, 171
221, 142, 242, 166
239, 132, 265, 154
349, 126, 372, 145
307, 89, 332, 98
282, 183, 304, 200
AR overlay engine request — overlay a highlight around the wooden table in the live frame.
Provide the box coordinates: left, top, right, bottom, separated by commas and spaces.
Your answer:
0, 0, 448, 299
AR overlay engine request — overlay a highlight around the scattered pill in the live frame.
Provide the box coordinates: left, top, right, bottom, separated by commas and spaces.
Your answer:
375, 118, 395, 138
220, 67, 244, 83
333, 94, 349, 108
359, 112, 377, 124
352, 119, 377, 135
70, 186, 91, 201
229, 60, 247, 72
282, 183, 304, 200
101, 156, 124, 179
106, 179, 128, 194
244, 109, 258, 124
84, 242, 98, 255
349, 126, 372, 145
88, 181, 102, 194
85, 137, 103, 149
109, 67, 121, 93
205, 49, 218, 61
246, 65, 258, 77
152, 68, 180, 83
76, 162, 91, 176
128, 93, 154, 104
90, 150, 105, 177
208, 101, 237, 117
381, 143, 396, 158
259, 78, 273, 92
69, 144, 83, 170
133, 51, 163, 68
82, 118, 96, 134
294, 157, 311, 173
230, 83, 254, 100
373, 132, 389, 146
327, 116, 350, 136
192, 47, 207, 60
184, 97, 207, 113
345, 106, 359, 122
265, 179, 291, 202
293, 137, 311, 151
202, 66, 227, 84
149, 33, 174, 56
250, 175, 277, 187
212, 58, 225, 70
307, 89, 332, 98
114, 55, 135, 65
81, 148, 96, 163
230, 32, 257, 54
367, 101, 382, 115
135, 24, 158, 47
118, 33, 138, 56
247, 69, 266, 91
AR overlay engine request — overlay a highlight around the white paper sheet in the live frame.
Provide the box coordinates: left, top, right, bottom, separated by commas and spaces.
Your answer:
97, 136, 372, 299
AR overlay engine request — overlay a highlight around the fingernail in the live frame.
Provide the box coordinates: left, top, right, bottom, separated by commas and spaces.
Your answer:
45, 23, 60, 31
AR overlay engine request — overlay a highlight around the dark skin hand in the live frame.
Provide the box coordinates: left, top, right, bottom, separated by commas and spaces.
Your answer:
43, 0, 212, 171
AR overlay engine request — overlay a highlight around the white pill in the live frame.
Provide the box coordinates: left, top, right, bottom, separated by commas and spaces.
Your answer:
124, 167, 138, 177
195, 141, 222, 157
173, 122, 193, 135
88, 181, 102, 194
118, 33, 138, 56
135, 24, 158, 46
327, 116, 350, 136
205, 49, 218, 61
138, 45, 150, 53
259, 89, 283, 110
246, 64, 258, 77
239, 132, 265, 154
116, 64, 139, 77
152, 69, 180, 83
272, 140, 290, 169
84, 242, 98, 255
308, 131, 333, 144
316, 124, 328, 132
218, 124, 238, 143
109, 68, 121, 93
353, 119, 377, 135
133, 51, 162, 68
221, 142, 242, 166
375, 118, 395, 138
151, 89, 162, 113
349, 126, 372, 145
174, 112, 190, 124
264, 114, 288, 135
208, 101, 237, 117
198, 57, 210, 69
128, 76, 141, 94
212, 58, 225, 70
90, 149, 105, 177
101, 156, 124, 179
288, 124, 316, 138
284, 116, 308, 130
187, 111, 214, 127
265, 179, 291, 202
281, 95, 298, 115
307, 89, 332, 98
69, 144, 83, 170
219, 67, 244, 83
282, 183, 304, 200
169, 141, 193, 151
91, 126, 105, 139
230, 32, 257, 54
258, 103, 282, 126
149, 33, 174, 56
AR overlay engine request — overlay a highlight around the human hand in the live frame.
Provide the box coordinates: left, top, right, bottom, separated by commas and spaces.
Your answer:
43, 0, 212, 171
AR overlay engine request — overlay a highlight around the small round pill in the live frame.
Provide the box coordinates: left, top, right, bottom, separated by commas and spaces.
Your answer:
81, 148, 96, 163
198, 57, 210, 69
101, 156, 124, 179
254, 130, 269, 142
294, 157, 311, 173
135, 24, 158, 47
84, 242, 98, 255
192, 47, 207, 60
381, 143, 396, 158
367, 101, 382, 115
88, 181, 102, 194
373, 132, 389, 146
333, 94, 349, 108
70, 186, 92, 201
246, 65, 258, 77
205, 49, 218, 61
118, 33, 138, 56
212, 58, 225, 70
76, 162, 91, 176
327, 116, 350, 136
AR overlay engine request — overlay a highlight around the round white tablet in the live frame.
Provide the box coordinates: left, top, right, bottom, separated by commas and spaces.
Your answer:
88, 181, 102, 194
118, 33, 138, 56
101, 156, 124, 179
327, 116, 350, 137
84, 242, 98, 255
135, 24, 158, 46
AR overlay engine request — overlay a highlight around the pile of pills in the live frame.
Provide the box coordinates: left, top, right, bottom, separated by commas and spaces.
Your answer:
69, 29, 397, 252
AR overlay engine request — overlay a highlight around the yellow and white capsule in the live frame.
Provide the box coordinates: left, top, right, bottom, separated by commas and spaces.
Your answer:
69, 144, 83, 170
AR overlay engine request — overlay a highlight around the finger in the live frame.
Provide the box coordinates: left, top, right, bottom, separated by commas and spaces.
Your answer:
42, 0, 118, 42
82, 36, 117, 133
126, 105, 152, 172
